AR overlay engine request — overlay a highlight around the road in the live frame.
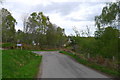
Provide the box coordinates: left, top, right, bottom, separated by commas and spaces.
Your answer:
33, 51, 109, 78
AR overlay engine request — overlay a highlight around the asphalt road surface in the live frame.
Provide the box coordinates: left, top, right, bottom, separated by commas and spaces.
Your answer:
33, 51, 110, 78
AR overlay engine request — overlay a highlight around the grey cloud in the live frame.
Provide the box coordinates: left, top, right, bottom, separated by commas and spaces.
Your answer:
66, 2, 105, 22
30, 2, 106, 22
68, 16, 95, 22
31, 2, 106, 15
30, 2, 81, 16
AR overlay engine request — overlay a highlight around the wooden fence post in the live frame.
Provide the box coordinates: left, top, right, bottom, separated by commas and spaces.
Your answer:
112, 56, 115, 61
88, 53, 90, 59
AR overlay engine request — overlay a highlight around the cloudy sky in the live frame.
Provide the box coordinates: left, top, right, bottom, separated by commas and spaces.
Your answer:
1, 0, 116, 36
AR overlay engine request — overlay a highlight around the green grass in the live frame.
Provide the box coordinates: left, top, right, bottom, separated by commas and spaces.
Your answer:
59, 51, 120, 77
2, 50, 42, 78
0, 50, 2, 80
2, 43, 16, 48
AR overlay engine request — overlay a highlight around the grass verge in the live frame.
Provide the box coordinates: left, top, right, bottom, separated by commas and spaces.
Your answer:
0, 50, 2, 80
59, 51, 120, 77
32, 50, 58, 51
2, 50, 42, 78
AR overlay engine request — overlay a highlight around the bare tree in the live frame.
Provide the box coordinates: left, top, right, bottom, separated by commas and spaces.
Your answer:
21, 14, 28, 33
72, 26, 80, 37
86, 25, 90, 37
80, 30, 85, 37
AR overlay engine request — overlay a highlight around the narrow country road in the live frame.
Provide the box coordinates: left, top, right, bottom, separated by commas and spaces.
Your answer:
33, 51, 109, 78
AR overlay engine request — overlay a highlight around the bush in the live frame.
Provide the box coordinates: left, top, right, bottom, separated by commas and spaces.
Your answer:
2, 43, 16, 49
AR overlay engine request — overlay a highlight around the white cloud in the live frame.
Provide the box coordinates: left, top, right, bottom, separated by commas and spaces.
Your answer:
2, 0, 116, 36
44, 2, 105, 35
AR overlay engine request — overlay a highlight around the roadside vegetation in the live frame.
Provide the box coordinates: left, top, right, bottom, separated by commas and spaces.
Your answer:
59, 51, 120, 77
0, 50, 2, 79
2, 50, 42, 78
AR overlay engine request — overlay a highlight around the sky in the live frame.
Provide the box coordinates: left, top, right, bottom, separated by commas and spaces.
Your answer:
1, 0, 117, 36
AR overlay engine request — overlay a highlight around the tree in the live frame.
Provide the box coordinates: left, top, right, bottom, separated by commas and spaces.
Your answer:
86, 26, 91, 37
98, 27, 119, 58
0, 9, 2, 42
95, 1, 120, 29
73, 26, 80, 37
56, 27, 66, 47
24, 12, 49, 45
25, 12, 49, 34
24, 11, 67, 48
1, 8, 17, 42
94, 1, 120, 59
46, 23, 57, 47
22, 14, 28, 33
95, 1, 120, 39
15, 29, 26, 43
